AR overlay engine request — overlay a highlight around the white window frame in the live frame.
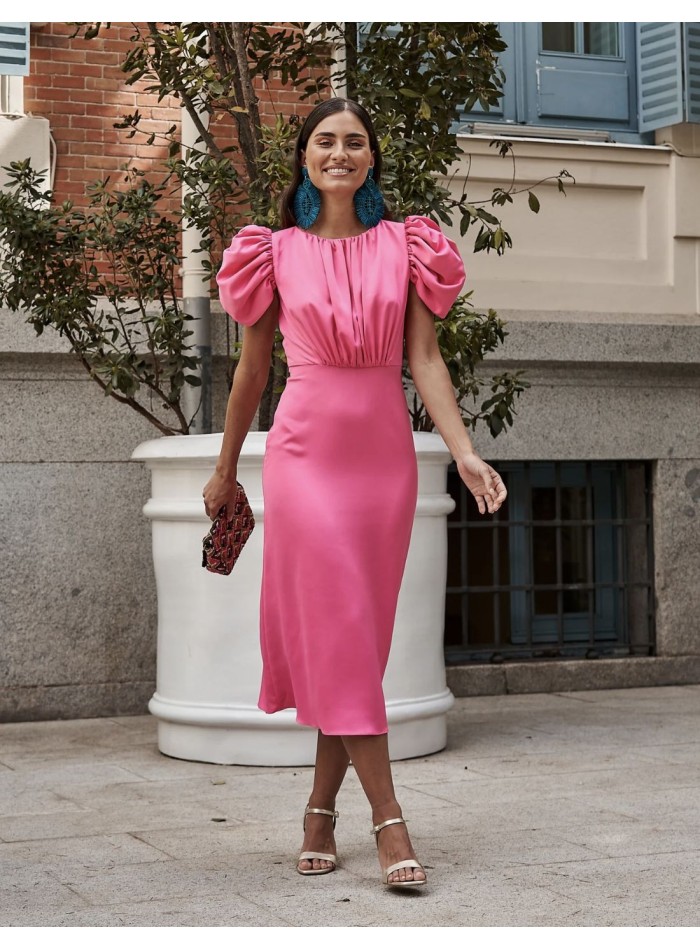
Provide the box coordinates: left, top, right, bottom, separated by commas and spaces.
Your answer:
0, 74, 24, 114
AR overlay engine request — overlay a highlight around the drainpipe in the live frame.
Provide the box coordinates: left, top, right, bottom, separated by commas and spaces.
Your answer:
180, 99, 212, 434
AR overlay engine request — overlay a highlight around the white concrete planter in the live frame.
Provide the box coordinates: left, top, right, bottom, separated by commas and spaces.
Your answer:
132, 431, 455, 766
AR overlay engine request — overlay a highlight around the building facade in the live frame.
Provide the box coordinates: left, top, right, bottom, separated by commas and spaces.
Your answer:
438, 21, 700, 694
1, 22, 699, 720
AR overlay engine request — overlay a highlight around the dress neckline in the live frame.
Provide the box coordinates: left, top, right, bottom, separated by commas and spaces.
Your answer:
295, 223, 378, 242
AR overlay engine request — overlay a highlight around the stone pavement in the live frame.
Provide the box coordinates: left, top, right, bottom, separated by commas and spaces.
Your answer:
1, 685, 699, 927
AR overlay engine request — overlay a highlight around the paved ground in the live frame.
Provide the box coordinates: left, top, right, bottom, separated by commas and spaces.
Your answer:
1, 685, 699, 927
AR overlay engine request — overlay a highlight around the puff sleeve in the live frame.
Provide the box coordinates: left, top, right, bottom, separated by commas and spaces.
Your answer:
216, 225, 276, 326
404, 214, 466, 318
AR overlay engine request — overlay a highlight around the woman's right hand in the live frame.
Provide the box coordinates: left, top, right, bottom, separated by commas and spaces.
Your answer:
456, 451, 507, 515
202, 467, 239, 522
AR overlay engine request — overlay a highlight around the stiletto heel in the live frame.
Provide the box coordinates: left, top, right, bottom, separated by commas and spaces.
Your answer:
297, 805, 339, 875
371, 817, 426, 888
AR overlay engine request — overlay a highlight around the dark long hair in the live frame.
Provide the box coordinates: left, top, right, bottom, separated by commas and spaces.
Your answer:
279, 98, 394, 229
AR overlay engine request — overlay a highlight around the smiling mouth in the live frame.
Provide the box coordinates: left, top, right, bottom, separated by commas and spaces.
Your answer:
324, 168, 354, 176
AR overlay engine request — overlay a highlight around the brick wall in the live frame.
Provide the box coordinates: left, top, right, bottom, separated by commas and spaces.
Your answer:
23, 22, 325, 215
24, 23, 177, 208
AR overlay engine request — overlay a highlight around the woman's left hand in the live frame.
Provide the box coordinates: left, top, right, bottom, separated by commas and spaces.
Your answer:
456, 452, 507, 515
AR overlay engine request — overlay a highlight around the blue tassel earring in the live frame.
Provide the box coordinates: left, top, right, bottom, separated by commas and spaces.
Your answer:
293, 166, 321, 229
354, 167, 385, 228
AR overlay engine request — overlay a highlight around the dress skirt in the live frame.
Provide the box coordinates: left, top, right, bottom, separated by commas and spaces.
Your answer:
258, 363, 418, 735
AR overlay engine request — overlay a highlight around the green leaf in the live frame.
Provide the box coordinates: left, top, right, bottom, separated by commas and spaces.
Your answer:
528, 191, 540, 213
478, 209, 500, 226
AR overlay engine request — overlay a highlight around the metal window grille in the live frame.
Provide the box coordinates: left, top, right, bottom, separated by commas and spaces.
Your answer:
444, 461, 655, 664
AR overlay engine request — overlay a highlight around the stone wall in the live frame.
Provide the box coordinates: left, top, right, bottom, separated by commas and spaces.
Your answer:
443, 317, 700, 696
0, 313, 233, 721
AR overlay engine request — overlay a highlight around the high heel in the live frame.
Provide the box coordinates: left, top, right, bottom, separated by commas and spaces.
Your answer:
371, 817, 427, 888
297, 805, 339, 876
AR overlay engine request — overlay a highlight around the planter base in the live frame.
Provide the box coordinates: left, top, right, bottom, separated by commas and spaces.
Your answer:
149, 689, 454, 766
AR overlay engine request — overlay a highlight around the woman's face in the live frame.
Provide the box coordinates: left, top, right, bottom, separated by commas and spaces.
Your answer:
301, 110, 374, 195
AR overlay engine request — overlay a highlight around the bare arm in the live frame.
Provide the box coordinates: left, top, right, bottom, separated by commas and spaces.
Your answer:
202, 294, 279, 519
404, 284, 506, 515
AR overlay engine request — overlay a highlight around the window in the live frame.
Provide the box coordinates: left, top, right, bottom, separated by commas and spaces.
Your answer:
459, 22, 650, 144
444, 461, 655, 664
541, 23, 620, 57
460, 22, 700, 143
0, 22, 29, 115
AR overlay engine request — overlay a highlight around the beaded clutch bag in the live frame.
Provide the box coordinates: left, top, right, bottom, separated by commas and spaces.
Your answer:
201, 481, 255, 575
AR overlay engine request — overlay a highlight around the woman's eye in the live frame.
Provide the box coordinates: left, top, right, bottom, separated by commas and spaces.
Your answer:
316, 141, 364, 148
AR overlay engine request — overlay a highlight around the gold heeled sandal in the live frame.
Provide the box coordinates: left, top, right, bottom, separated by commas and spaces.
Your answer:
297, 805, 339, 876
371, 817, 427, 888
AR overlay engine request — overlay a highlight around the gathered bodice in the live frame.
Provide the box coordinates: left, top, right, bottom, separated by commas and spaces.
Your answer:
216, 215, 465, 370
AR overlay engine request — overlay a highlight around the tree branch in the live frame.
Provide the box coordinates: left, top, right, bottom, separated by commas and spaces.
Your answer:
146, 22, 226, 162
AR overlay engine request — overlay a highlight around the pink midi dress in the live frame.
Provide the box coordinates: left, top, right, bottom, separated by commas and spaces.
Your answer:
216, 215, 465, 735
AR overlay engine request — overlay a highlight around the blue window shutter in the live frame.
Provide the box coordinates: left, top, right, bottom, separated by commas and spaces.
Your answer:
684, 23, 700, 124
0, 22, 29, 76
636, 22, 684, 131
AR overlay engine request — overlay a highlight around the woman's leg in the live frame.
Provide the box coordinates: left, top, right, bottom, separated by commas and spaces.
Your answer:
298, 730, 351, 872
341, 734, 426, 884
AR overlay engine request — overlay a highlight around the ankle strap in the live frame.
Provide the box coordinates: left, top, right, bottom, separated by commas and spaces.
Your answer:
304, 805, 339, 830
371, 817, 407, 836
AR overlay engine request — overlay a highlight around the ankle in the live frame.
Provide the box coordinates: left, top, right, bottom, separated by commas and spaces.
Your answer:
371, 799, 402, 826
306, 797, 337, 811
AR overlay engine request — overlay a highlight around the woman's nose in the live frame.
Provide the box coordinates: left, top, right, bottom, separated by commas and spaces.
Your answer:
331, 143, 348, 162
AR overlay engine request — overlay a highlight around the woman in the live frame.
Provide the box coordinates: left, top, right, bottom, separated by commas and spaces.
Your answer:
203, 98, 507, 889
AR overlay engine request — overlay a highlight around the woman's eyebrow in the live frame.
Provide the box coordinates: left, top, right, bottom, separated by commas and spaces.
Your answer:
312, 131, 367, 139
